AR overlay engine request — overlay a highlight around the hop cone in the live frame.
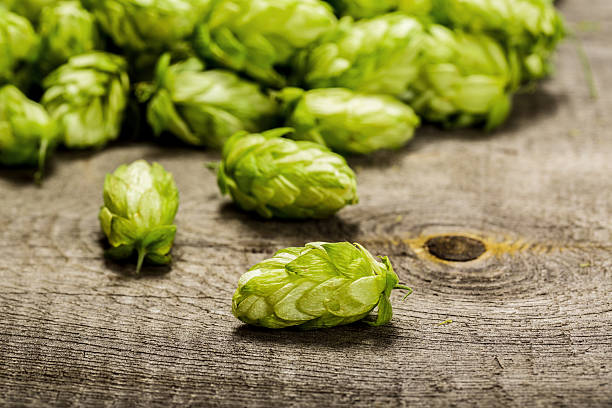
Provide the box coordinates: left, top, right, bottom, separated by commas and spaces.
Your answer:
138, 54, 277, 149
396, 0, 434, 18
295, 13, 426, 96
406, 25, 517, 130
233, 241, 412, 329
325, 0, 397, 19
0, 8, 38, 85
399, 0, 565, 81
37, 1, 102, 74
3, 0, 56, 23
41, 52, 130, 149
217, 128, 358, 219
193, 0, 337, 87
81, 0, 211, 52
278, 87, 420, 154
0, 85, 59, 181
99, 160, 179, 273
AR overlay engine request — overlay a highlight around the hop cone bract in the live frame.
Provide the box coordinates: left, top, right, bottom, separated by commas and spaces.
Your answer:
4, 0, 56, 23
279, 87, 420, 154
233, 241, 412, 329
41, 52, 130, 149
218, 128, 358, 219
139, 54, 277, 149
99, 160, 179, 273
325, 0, 397, 19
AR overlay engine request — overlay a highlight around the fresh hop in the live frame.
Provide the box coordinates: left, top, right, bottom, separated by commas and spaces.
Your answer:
406, 25, 517, 130
399, 0, 565, 81
0, 85, 59, 181
138, 54, 277, 149
41, 52, 130, 149
295, 13, 426, 96
99, 160, 179, 273
217, 128, 358, 219
233, 242, 412, 329
193, 0, 337, 87
278, 87, 420, 154
81, 0, 211, 52
3, 0, 56, 23
0, 8, 38, 85
37, 1, 102, 74
325, 0, 397, 19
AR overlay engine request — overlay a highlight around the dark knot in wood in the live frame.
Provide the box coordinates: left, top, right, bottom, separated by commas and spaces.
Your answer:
425, 235, 486, 262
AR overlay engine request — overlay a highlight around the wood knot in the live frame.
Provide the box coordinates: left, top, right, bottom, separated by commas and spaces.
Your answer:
425, 235, 486, 262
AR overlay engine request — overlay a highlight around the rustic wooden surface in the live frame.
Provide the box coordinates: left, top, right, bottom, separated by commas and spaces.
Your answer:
1, 1, 611, 406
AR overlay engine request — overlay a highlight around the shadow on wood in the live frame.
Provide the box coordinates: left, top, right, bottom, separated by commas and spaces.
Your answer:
216, 202, 362, 244
232, 321, 401, 350
99, 236, 173, 279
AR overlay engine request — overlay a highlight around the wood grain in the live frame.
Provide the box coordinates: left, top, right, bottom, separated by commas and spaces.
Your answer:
1, 1, 611, 406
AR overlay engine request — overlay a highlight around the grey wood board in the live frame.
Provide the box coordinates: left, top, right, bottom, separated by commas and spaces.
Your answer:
1, 0, 611, 406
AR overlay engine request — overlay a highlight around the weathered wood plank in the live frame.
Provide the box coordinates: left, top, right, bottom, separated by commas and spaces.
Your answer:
1, 0, 611, 406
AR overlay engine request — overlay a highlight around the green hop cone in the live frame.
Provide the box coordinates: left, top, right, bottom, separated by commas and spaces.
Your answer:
0, 85, 59, 181
217, 128, 358, 219
41, 52, 130, 149
99, 160, 179, 273
398, 0, 565, 81
278, 87, 420, 154
193, 0, 337, 87
0, 8, 38, 85
396, 0, 434, 18
3, 0, 56, 23
406, 25, 516, 130
295, 13, 426, 96
138, 54, 277, 149
37, 1, 102, 74
81, 0, 211, 52
324, 0, 397, 19
233, 241, 412, 329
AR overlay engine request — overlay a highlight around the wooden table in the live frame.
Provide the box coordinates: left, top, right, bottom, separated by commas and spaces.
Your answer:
1, 1, 610, 406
